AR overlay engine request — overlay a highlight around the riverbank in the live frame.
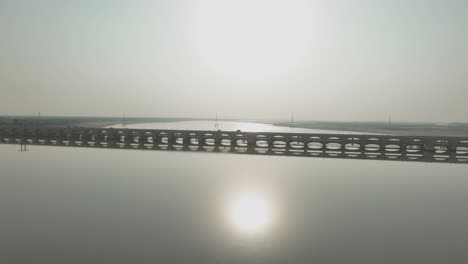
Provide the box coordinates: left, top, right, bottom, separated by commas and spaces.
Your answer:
273, 121, 468, 137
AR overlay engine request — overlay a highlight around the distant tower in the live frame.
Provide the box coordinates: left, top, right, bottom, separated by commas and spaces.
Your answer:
214, 113, 219, 130
291, 113, 295, 123
20, 120, 27, 152
122, 112, 127, 128
388, 116, 392, 127
37, 112, 41, 126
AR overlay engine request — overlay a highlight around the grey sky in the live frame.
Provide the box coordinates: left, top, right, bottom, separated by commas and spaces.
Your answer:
1, 0, 467, 122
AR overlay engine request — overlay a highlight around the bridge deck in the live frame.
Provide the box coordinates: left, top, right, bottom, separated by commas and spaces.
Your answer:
1, 126, 468, 164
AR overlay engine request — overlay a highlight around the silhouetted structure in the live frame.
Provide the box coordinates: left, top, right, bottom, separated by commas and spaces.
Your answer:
1, 126, 467, 164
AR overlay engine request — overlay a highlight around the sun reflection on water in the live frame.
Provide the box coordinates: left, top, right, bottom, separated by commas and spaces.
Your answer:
236, 123, 273, 132
227, 192, 275, 235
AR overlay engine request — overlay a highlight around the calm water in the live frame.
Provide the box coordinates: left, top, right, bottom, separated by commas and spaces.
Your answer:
107, 120, 378, 134
1, 122, 467, 263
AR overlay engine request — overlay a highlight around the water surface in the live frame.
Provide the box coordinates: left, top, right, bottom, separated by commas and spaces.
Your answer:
0, 123, 467, 263
108, 121, 379, 134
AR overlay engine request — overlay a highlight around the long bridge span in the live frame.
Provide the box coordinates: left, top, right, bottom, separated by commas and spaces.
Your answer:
1, 126, 468, 164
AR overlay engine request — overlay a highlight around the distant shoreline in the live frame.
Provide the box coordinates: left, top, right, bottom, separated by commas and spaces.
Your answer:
273, 122, 468, 137
1, 116, 467, 137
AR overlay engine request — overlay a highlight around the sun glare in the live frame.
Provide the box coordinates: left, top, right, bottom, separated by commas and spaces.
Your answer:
237, 123, 272, 132
229, 192, 273, 235
190, 0, 315, 78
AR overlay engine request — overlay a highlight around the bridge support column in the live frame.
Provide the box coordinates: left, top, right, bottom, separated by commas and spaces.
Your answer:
247, 134, 256, 154
20, 139, 27, 151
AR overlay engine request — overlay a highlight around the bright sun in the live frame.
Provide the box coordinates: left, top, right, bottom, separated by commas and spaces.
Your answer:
229, 193, 273, 235
190, 0, 315, 78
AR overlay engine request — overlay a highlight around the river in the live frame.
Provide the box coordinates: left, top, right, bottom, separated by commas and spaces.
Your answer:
0, 121, 467, 263
107, 120, 378, 134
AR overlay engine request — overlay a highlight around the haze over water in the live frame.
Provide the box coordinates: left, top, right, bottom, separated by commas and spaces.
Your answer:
1, 122, 467, 263
108, 121, 378, 134
1, 0, 467, 262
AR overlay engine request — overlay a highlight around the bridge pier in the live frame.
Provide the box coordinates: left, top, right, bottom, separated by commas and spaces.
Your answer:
20, 138, 27, 151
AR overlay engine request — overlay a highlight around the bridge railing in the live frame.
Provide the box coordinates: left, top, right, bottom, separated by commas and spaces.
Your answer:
1, 126, 468, 163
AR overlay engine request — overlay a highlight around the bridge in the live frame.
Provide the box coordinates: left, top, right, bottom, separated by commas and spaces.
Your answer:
1, 126, 468, 164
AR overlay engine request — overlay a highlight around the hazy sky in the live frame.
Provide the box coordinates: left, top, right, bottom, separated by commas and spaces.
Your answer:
1, 0, 467, 122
